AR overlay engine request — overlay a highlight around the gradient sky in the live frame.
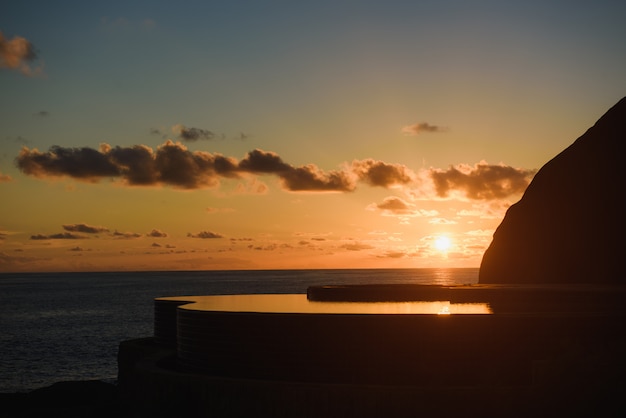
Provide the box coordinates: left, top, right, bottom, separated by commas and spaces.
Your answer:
1, 1, 625, 272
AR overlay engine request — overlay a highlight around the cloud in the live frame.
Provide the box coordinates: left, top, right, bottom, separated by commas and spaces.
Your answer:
340, 242, 374, 251
147, 229, 168, 237
465, 229, 493, 237
15, 142, 402, 193
239, 149, 355, 192
238, 149, 291, 173
368, 196, 438, 218
31, 232, 87, 240
378, 250, 409, 259
153, 141, 240, 188
351, 159, 414, 187
428, 161, 536, 200
172, 124, 217, 141
456, 209, 484, 217
112, 230, 142, 239
63, 223, 109, 234
13, 136, 30, 145
15, 141, 536, 198
401, 122, 447, 136
0, 31, 43, 76
280, 165, 354, 192
0, 172, 12, 182
371, 196, 415, 215
16, 141, 240, 189
17, 145, 121, 180
249, 243, 280, 251
428, 218, 457, 225
0, 251, 42, 266
188, 231, 224, 239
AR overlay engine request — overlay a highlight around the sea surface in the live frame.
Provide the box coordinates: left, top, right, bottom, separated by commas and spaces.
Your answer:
0, 268, 478, 393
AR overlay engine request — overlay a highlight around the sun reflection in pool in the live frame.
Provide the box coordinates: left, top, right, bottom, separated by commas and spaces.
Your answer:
160, 295, 492, 315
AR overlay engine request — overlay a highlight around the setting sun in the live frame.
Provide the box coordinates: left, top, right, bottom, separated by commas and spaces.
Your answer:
434, 236, 452, 252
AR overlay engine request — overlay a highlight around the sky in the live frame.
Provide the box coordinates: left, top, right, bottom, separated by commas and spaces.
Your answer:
1, 0, 625, 272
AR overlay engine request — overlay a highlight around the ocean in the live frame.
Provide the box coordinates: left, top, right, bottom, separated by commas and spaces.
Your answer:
0, 268, 478, 393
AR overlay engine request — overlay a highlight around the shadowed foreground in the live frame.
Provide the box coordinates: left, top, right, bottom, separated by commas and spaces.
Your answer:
110, 285, 626, 417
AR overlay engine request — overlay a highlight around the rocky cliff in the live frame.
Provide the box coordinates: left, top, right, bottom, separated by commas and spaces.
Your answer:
479, 97, 626, 284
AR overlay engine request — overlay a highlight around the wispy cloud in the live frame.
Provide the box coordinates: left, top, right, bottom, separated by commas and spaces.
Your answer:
147, 229, 168, 238
0, 31, 43, 76
172, 124, 218, 141
112, 230, 142, 239
0, 251, 42, 267
377, 250, 411, 259
63, 223, 109, 234
0, 172, 12, 182
369, 196, 416, 215
31, 232, 87, 240
428, 217, 457, 225
401, 122, 448, 136
367, 196, 439, 218
340, 242, 375, 251
188, 231, 224, 239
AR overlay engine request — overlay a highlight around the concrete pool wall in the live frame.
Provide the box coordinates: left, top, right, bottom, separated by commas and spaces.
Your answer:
118, 284, 626, 416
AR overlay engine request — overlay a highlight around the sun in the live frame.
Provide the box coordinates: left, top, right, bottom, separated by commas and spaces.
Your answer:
434, 236, 452, 252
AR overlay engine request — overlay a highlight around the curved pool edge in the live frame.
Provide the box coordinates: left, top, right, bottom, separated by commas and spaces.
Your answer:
118, 284, 626, 416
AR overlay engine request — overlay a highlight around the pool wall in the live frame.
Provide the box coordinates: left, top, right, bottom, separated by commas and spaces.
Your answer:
118, 284, 626, 416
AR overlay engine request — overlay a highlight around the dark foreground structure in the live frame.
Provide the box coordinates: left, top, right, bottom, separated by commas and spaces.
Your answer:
116, 284, 626, 417
480, 97, 626, 284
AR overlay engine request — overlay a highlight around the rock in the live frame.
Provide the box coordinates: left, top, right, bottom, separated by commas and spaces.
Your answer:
479, 97, 626, 284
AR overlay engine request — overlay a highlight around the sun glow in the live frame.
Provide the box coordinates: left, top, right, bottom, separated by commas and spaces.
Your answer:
434, 236, 452, 252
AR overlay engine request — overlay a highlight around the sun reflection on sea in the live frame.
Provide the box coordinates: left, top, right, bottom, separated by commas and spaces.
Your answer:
431, 268, 455, 286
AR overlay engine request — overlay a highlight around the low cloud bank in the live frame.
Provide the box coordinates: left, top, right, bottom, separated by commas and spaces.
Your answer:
16, 141, 534, 199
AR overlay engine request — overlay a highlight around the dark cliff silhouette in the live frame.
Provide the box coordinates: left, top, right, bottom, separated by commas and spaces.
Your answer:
480, 97, 626, 284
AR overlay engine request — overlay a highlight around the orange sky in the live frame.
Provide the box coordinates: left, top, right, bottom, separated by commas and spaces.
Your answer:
1, 1, 625, 272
